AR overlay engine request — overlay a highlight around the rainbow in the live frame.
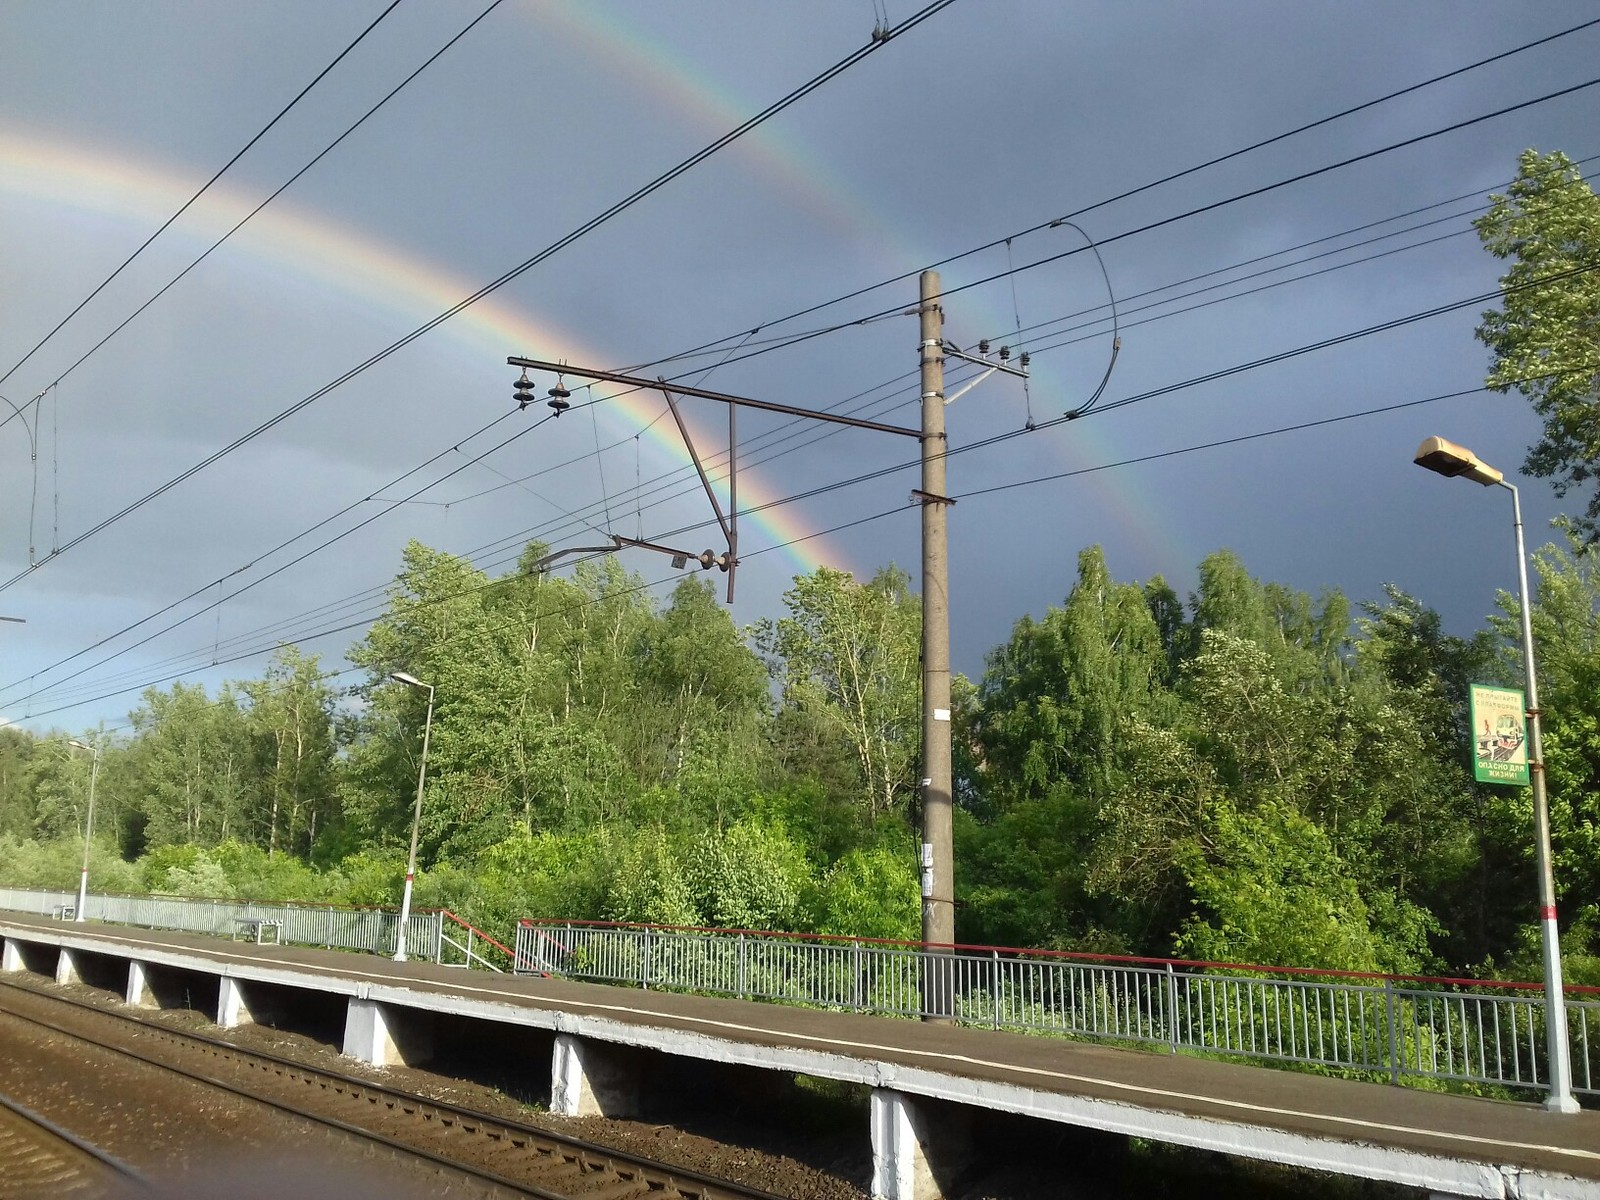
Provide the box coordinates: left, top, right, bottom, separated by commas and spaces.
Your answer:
0, 123, 844, 580
0, 3, 1186, 594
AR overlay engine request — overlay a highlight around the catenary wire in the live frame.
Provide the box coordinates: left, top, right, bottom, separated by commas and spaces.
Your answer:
8, 154, 1591, 704
50, 13, 1600, 726
1, 7, 1580, 589
0, 0, 511, 435
0, 0, 960, 596
640, 74, 1600, 378
9, 60, 1587, 659
0, 0, 406, 393
635, 16, 1600, 371
6, 249, 1575, 707
24, 377, 1539, 726
21, 268, 1593, 711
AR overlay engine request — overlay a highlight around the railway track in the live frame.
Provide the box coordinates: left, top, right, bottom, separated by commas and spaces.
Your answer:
0, 1088, 151, 1198
0, 977, 792, 1200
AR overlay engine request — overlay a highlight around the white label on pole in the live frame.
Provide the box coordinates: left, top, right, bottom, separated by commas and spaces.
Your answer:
921, 867, 934, 897
921, 843, 934, 868
934, 708, 951, 722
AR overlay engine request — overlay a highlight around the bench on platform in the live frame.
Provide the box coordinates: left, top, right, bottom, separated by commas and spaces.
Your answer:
48, 904, 74, 920
233, 917, 283, 945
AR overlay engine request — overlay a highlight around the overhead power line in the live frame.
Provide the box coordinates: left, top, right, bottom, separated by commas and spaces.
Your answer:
21, 267, 1596, 713
0, 0, 510, 432
0, 0, 405, 392
0, 0, 959, 598
12, 379, 1529, 725
15, 61, 1600, 704
9, 44, 1587, 659
642, 16, 1600, 371
955, 389, 1494, 502
683, 74, 1600, 377
10, 252, 1582, 710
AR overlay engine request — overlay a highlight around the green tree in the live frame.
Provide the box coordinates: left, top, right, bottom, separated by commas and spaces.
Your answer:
338, 541, 495, 859
756, 566, 921, 817
974, 546, 1172, 810
0, 727, 39, 838
240, 646, 338, 858
126, 683, 253, 848
1475, 149, 1600, 539
1489, 525, 1600, 966
1358, 587, 1509, 966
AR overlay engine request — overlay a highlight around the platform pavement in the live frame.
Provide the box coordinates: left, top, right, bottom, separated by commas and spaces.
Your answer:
1, 913, 1596, 1200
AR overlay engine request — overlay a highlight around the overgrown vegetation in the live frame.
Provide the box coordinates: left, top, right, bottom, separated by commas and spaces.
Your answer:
6, 527, 1600, 988
6, 150, 1600, 989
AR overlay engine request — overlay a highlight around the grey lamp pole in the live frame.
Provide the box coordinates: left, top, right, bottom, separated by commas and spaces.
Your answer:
389, 672, 435, 962
67, 738, 99, 923
1414, 436, 1580, 1114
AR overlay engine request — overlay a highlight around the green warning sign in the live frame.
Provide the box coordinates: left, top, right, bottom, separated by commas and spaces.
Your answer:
1470, 684, 1530, 786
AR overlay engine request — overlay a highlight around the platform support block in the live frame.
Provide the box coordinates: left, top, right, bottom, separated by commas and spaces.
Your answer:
126, 960, 152, 1007
54, 947, 80, 986
1, 939, 20, 973
871, 1088, 971, 1200
217, 974, 253, 1028
551, 1032, 637, 1118
342, 997, 432, 1067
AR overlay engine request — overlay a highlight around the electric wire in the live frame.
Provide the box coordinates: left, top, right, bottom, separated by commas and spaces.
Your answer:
0, 203, 1568, 709
23, 376, 1542, 726
0, 0, 510, 439
636, 73, 1600, 381
9, 10, 1588, 685
953, 388, 1502, 502
9, 55, 1588, 644
9, 411, 559, 709
0, 0, 405, 393
0, 408, 525, 697
0, 0, 959, 596
0, 252, 1552, 707
636, 16, 1600, 373
8, 151, 1593, 706
22, 266, 1594, 713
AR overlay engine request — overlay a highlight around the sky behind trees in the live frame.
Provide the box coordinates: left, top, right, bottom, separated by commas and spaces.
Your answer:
1, 1, 1597, 734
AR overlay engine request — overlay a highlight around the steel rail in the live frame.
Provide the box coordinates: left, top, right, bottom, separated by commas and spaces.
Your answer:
0, 977, 786, 1200
0, 1087, 153, 1196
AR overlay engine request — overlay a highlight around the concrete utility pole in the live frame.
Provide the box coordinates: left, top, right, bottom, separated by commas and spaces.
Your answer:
918, 270, 955, 1019
509, 288, 1024, 1024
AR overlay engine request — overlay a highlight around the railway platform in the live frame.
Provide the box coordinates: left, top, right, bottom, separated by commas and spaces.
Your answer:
1, 913, 1596, 1200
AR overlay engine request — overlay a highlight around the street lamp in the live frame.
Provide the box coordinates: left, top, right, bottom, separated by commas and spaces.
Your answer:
66, 738, 100, 924
389, 672, 435, 962
1414, 435, 1581, 1114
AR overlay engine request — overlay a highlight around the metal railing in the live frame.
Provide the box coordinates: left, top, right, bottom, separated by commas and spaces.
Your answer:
437, 910, 513, 972
515, 919, 1600, 1096
0, 885, 443, 964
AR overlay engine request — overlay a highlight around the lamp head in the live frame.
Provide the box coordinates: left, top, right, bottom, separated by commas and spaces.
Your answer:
68, 739, 91, 751
390, 671, 430, 690
1414, 436, 1504, 487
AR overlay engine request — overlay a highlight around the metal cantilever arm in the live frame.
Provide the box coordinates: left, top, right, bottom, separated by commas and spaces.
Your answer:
525, 541, 621, 574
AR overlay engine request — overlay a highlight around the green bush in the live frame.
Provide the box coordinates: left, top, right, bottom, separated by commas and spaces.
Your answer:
809, 846, 919, 941
684, 820, 812, 930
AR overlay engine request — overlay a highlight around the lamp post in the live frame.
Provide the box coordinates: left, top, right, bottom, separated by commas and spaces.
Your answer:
66, 738, 99, 923
1413, 435, 1580, 1114
389, 672, 435, 962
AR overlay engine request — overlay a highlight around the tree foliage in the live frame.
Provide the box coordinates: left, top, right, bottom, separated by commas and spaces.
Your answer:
755, 566, 921, 817
5, 510, 1599, 986
1476, 149, 1600, 539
